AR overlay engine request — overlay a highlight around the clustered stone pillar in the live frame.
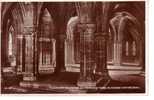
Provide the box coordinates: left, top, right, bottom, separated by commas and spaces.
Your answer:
94, 33, 109, 82
20, 3, 37, 81
94, 2, 111, 83
77, 23, 96, 87
76, 2, 111, 87
22, 32, 36, 81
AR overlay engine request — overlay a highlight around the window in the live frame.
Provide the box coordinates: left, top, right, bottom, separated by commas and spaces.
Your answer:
8, 25, 14, 56
132, 41, 136, 56
126, 41, 129, 56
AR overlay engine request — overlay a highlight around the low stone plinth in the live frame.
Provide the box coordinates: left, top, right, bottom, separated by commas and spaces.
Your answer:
77, 81, 96, 89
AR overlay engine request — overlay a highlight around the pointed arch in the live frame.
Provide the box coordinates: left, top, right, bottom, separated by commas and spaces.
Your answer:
66, 16, 79, 40
65, 16, 79, 67
37, 3, 57, 32
42, 8, 52, 21
1, 2, 25, 68
2, 3, 24, 27
109, 11, 143, 66
110, 11, 141, 42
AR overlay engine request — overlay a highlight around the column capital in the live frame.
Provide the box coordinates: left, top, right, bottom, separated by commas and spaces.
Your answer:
17, 34, 24, 39
75, 2, 96, 23
77, 23, 96, 34
23, 26, 35, 35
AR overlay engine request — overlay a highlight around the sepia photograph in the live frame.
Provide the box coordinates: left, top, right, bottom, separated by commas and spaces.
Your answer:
0, 1, 145, 94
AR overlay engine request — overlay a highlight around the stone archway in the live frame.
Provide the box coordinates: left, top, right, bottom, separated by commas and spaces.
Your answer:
2, 2, 111, 88
110, 11, 143, 66
1, 3, 23, 72
65, 16, 80, 72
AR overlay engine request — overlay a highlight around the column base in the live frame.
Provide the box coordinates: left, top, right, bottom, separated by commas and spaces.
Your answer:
77, 81, 96, 88
114, 62, 121, 66
94, 71, 111, 87
19, 81, 33, 88
20, 75, 37, 88
23, 76, 36, 81
23, 73, 36, 81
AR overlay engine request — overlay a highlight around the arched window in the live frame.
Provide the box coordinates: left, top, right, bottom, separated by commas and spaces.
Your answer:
8, 25, 14, 56
65, 16, 79, 66
132, 41, 136, 56
122, 26, 140, 65
126, 41, 129, 56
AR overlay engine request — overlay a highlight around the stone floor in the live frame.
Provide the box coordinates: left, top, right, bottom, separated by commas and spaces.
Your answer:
1, 68, 145, 94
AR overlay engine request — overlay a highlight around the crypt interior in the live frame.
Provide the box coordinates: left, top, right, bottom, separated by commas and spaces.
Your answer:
1, 2, 145, 93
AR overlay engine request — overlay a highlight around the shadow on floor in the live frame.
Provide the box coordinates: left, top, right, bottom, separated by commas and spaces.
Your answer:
1, 72, 145, 94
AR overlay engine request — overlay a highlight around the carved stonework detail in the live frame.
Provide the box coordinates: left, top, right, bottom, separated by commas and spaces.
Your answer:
76, 2, 96, 23
77, 23, 96, 87
94, 35, 107, 75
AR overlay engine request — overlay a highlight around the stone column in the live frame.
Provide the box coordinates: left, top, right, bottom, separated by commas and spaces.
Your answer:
33, 33, 38, 76
16, 35, 23, 74
55, 34, 66, 74
22, 33, 36, 81
77, 23, 96, 87
76, 2, 97, 88
0, 3, 1, 69
93, 33, 111, 87
94, 33, 109, 78
94, 2, 110, 84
